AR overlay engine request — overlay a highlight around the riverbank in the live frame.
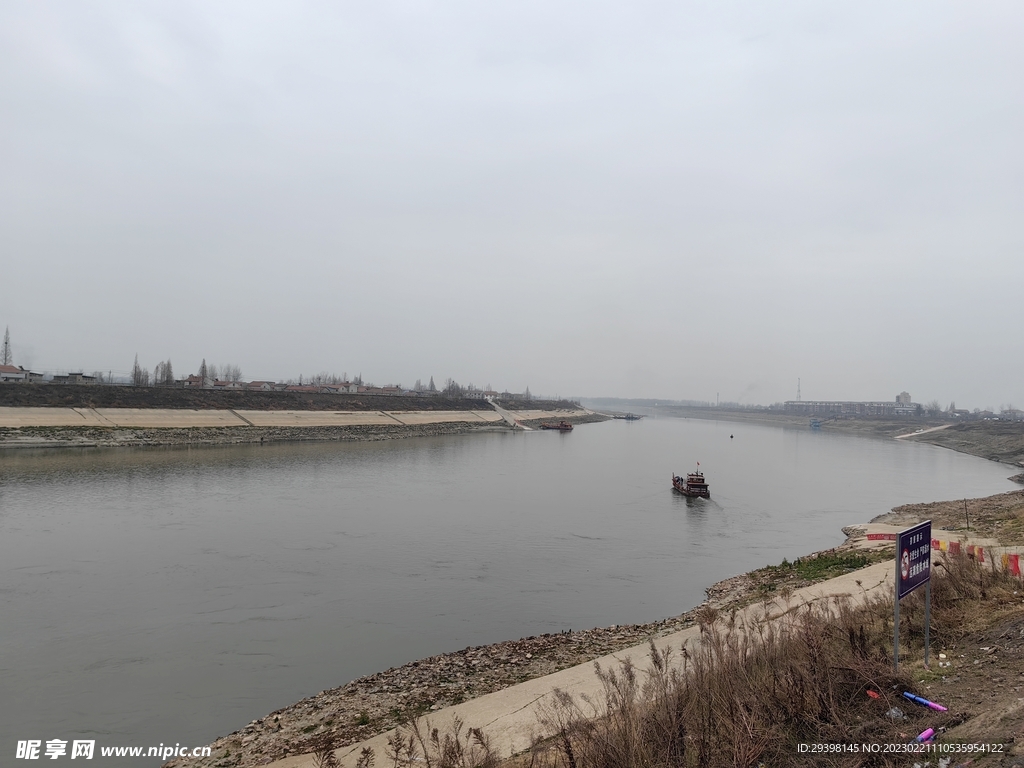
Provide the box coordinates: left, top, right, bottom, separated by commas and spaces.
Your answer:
161, 526, 914, 768
0, 384, 580, 414
0, 408, 606, 448
651, 405, 1024, 472
167, 492, 1024, 768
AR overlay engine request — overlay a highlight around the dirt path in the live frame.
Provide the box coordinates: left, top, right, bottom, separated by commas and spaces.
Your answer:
895, 423, 953, 439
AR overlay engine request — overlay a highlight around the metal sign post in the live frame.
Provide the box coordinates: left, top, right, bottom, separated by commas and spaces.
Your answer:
894, 520, 932, 671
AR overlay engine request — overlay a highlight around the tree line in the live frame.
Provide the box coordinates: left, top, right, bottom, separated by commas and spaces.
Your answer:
131, 355, 243, 387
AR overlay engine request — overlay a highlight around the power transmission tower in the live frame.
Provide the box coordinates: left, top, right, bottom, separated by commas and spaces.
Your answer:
1, 327, 11, 365
797, 378, 801, 401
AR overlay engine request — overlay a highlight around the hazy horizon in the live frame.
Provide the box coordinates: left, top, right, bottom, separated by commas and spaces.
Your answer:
2, 2, 1021, 410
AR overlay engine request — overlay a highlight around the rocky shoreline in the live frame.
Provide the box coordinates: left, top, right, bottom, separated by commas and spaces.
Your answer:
168, 609, 708, 767
0, 421, 508, 449
164, 534, 874, 768
0, 412, 608, 450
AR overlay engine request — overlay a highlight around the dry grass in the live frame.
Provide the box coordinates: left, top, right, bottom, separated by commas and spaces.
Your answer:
360, 552, 1023, 768
880, 490, 1024, 545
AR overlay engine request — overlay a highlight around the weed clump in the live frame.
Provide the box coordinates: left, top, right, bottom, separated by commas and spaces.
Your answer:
405, 551, 1021, 768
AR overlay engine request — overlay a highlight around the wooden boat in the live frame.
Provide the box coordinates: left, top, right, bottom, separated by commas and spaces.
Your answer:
540, 420, 574, 431
672, 468, 710, 498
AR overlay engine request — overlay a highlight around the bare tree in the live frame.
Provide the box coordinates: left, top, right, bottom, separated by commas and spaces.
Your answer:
153, 360, 175, 386
207, 363, 219, 381
443, 378, 465, 397
1, 326, 11, 365
309, 372, 349, 385
131, 355, 150, 387
223, 364, 243, 382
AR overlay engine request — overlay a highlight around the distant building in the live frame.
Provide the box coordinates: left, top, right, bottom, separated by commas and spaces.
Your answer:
0, 364, 44, 383
51, 372, 96, 385
785, 392, 917, 417
320, 382, 358, 394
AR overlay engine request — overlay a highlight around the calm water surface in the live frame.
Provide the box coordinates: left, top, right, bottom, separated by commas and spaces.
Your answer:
0, 417, 1016, 763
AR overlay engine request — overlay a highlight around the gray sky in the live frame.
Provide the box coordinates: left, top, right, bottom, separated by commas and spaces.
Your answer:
1, 2, 1021, 408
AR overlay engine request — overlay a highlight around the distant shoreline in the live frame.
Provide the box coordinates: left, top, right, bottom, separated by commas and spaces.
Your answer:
0, 407, 607, 449
637, 405, 1024, 470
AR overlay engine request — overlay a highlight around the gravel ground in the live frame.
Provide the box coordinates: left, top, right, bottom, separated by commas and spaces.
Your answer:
164, 615, 701, 768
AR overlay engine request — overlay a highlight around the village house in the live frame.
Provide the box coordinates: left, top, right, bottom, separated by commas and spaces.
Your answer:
50, 372, 97, 385
319, 382, 358, 394
0, 364, 45, 383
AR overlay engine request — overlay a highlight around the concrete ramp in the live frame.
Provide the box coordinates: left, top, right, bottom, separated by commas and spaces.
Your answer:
260, 560, 896, 768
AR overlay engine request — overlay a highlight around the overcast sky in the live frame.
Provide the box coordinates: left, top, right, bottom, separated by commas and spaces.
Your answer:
1, 2, 1021, 407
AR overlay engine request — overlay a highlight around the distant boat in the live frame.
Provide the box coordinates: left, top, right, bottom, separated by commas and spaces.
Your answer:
615, 413, 644, 421
540, 420, 574, 431
672, 467, 710, 498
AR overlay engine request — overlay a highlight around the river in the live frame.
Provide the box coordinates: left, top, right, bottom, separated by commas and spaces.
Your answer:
0, 417, 1015, 763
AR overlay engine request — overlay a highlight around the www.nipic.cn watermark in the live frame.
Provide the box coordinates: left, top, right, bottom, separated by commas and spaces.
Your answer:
16, 740, 212, 760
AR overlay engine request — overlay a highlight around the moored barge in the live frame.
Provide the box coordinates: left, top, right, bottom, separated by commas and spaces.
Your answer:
540, 420, 574, 431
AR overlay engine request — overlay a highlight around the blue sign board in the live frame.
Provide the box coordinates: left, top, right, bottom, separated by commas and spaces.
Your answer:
897, 520, 932, 600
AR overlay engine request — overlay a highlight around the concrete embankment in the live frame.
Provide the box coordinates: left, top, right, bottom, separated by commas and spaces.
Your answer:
0, 407, 603, 447
169, 552, 901, 768
166, 516, 1024, 768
